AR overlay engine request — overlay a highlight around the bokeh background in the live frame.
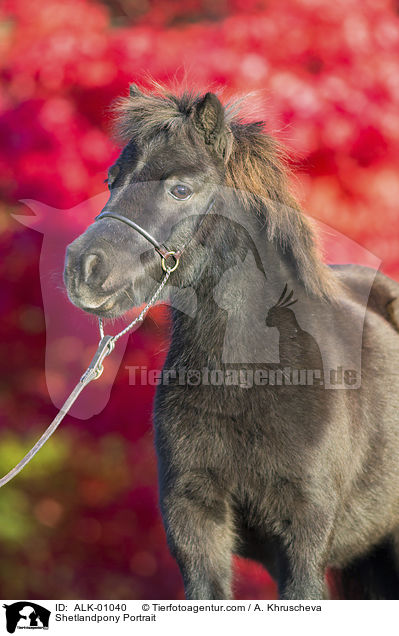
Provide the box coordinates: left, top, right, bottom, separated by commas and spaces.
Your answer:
1, 0, 399, 600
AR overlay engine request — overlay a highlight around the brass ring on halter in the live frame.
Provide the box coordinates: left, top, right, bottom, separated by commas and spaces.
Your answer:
161, 251, 180, 273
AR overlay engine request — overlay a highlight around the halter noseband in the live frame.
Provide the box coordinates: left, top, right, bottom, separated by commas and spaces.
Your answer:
94, 211, 180, 272
95, 199, 215, 273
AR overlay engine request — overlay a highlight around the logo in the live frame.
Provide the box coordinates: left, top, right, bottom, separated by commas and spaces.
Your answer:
3, 603, 50, 633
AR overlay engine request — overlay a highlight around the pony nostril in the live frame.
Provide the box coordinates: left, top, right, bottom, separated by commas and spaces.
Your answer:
83, 253, 103, 283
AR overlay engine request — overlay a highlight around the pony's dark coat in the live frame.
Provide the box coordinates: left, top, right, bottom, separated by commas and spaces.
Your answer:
64, 84, 399, 599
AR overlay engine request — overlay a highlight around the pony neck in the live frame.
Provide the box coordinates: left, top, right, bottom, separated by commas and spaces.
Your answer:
169, 213, 314, 366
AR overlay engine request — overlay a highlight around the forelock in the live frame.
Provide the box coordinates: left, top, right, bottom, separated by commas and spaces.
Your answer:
112, 86, 203, 145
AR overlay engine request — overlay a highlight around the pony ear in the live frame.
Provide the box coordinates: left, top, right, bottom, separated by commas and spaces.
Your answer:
129, 83, 143, 98
193, 93, 232, 160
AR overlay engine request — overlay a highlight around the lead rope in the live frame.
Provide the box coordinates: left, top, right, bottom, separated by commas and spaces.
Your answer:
98, 266, 172, 343
0, 267, 173, 488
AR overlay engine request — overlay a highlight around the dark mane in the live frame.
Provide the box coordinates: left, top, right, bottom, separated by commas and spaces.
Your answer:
226, 120, 339, 299
113, 84, 339, 300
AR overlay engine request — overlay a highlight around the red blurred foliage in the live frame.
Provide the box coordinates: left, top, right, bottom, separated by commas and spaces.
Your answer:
0, 0, 399, 599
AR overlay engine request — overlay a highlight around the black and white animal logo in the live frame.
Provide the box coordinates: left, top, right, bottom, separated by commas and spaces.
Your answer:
3, 602, 50, 633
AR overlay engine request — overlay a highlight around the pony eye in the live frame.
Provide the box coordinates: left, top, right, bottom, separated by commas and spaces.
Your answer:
169, 184, 193, 200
